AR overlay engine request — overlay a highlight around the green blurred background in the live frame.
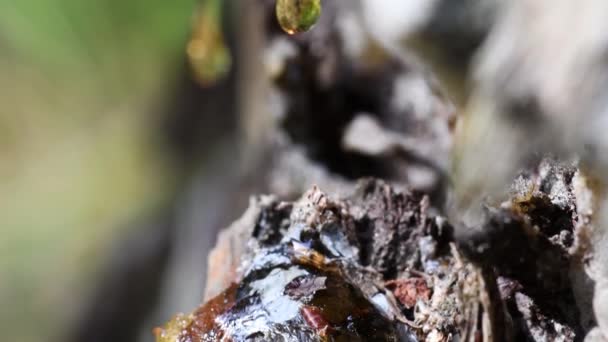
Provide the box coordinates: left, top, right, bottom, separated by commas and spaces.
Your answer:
0, 0, 200, 340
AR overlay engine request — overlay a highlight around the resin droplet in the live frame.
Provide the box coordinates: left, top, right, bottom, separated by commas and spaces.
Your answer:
276, 0, 322, 35
187, 0, 231, 86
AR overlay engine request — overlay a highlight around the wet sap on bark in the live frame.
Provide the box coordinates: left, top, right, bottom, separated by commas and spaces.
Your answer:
157, 243, 401, 341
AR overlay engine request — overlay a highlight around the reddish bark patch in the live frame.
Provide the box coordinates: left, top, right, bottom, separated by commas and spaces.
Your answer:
386, 278, 431, 309
183, 283, 238, 341
301, 305, 331, 336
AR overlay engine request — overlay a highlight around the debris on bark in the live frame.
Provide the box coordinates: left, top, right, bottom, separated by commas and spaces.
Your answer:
385, 278, 431, 309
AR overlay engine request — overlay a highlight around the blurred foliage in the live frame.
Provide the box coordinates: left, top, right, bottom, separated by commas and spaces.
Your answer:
0, 0, 198, 341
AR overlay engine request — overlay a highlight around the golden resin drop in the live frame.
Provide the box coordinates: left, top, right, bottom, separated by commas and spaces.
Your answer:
276, 0, 322, 35
187, 0, 231, 86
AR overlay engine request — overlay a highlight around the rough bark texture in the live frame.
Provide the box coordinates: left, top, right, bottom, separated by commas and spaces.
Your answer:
156, 169, 593, 341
